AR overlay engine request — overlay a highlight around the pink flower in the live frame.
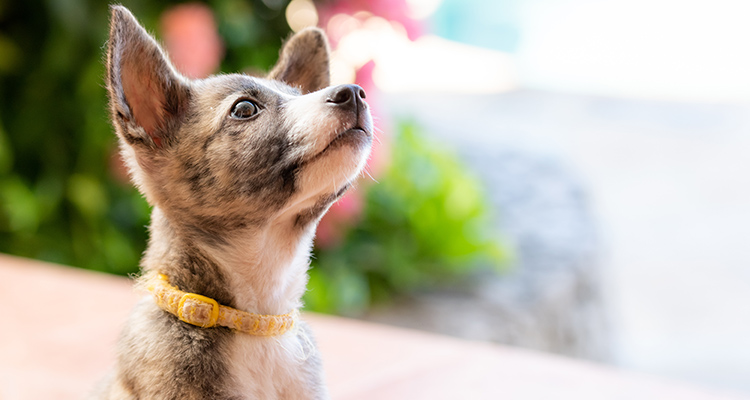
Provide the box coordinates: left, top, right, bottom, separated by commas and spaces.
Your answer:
317, 0, 424, 41
314, 0, 426, 247
160, 4, 224, 79
355, 60, 389, 177
315, 190, 365, 249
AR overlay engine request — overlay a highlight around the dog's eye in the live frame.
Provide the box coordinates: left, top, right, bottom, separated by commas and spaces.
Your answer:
230, 100, 259, 119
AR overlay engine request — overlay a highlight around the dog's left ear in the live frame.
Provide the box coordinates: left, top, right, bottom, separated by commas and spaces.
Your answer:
106, 5, 189, 150
268, 28, 330, 93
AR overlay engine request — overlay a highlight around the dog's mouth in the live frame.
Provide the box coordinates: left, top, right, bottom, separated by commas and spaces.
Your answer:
298, 112, 374, 167
315, 125, 371, 158
334, 126, 368, 142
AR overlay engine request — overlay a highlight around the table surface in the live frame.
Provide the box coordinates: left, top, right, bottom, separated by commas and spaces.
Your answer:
1, 254, 746, 400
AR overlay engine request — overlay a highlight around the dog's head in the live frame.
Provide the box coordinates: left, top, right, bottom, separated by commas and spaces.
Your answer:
106, 6, 372, 238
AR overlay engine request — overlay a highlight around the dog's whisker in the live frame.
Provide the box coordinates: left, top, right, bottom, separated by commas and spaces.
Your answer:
362, 167, 379, 183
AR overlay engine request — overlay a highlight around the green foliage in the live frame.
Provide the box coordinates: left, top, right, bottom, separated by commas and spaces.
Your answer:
305, 122, 507, 316
0, 1, 505, 317
0, 0, 292, 274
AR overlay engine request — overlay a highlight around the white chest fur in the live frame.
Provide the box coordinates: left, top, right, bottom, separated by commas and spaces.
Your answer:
226, 328, 325, 400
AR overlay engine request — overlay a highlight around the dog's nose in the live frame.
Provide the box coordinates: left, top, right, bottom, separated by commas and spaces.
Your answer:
326, 84, 366, 111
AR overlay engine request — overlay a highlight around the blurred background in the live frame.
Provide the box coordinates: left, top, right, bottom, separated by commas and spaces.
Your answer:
1, 0, 749, 394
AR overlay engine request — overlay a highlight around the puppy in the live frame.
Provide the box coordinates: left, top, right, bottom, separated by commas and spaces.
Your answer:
93, 6, 372, 399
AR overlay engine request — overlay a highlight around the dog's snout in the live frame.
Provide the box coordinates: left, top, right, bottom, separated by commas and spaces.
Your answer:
326, 84, 365, 110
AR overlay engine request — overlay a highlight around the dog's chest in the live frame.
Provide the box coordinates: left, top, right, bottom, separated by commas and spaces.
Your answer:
226, 333, 320, 399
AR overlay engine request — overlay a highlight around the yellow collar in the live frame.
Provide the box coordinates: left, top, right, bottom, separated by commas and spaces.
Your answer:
145, 273, 297, 337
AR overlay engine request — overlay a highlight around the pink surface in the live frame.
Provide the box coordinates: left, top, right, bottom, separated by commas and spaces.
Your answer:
1, 254, 746, 400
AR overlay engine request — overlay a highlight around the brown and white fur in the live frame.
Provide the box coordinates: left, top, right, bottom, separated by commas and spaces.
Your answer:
93, 5, 372, 399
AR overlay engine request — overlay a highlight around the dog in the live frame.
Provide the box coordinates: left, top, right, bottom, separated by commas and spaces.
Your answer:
93, 5, 372, 399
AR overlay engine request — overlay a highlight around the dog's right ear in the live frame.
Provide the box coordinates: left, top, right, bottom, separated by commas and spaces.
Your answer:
106, 5, 189, 150
268, 28, 330, 94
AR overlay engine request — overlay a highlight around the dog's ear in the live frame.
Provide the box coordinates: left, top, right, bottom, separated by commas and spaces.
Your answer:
106, 5, 189, 149
268, 28, 330, 94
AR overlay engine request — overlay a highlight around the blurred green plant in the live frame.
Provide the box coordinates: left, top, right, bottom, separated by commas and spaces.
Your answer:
305, 121, 507, 316
0, 0, 292, 274
1, 0, 506, 317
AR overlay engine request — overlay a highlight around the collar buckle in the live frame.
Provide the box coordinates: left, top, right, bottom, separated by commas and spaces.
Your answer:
178, 293, 220, 328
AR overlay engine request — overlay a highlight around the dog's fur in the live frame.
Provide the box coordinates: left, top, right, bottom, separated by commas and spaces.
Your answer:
93, 6, 372, 399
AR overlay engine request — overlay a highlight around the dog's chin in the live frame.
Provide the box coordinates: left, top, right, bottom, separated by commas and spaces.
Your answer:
297, 126, 372, 193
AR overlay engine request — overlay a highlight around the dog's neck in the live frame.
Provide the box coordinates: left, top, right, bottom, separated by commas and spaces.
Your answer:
143, 206, 315, 316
